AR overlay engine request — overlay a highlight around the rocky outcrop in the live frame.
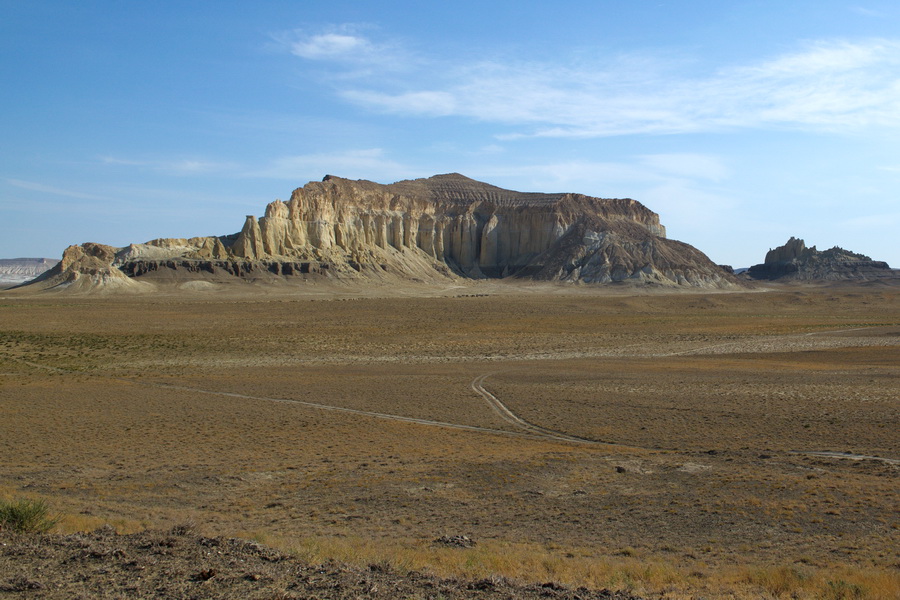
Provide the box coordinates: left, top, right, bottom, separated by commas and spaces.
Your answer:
17, 174, 738, 291
747, 237, 895, 281
23, 243, 153, 292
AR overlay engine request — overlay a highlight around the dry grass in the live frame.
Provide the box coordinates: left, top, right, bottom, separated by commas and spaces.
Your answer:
220, 530, 900, 600
0, 282, 897, 598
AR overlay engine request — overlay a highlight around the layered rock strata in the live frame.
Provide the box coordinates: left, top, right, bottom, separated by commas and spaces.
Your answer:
21, 174, 737, 291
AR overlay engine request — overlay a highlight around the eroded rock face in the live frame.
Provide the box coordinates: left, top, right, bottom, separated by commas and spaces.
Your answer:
747, 237, 894, 281
19, 174, 737, 291
24, 243, 153, 292
764, 236, 807, 264
230, 174, 669, 276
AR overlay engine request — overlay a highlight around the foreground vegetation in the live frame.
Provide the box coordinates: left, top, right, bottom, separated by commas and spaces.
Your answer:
0, 497, 58, 533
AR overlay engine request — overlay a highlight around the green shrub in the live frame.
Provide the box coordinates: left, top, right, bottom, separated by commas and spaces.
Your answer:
0, 498, 58, 533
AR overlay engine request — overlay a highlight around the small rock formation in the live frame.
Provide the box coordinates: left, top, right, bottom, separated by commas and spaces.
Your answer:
23, 243, 154, 292
0, 258, 58, 286
19, 174, 738, 291
746, 237, 895, 281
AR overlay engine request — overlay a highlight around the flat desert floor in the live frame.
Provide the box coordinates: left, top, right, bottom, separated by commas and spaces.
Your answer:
0, 281, 897, 598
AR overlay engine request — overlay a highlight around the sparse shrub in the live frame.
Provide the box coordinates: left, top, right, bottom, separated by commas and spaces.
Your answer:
745, 565, 807, 597
0, 498, 58, 533
169, 519, 196, 536
823, 579, 865, 600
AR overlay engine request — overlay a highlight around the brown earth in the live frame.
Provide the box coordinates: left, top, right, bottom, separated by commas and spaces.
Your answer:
0, 280, 898, 599
0, 526, 642, 599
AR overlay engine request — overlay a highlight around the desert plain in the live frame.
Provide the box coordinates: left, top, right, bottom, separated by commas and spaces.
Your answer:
0, 280, 897, 598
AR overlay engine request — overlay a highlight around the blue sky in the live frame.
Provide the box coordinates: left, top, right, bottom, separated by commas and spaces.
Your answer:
3, 1, 900, 268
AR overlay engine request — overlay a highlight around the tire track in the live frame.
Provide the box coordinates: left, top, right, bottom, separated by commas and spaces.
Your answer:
117, 377, 588, 445
4, 324, 894, 453
470, 373, 616, 446
2, 352, 603, 446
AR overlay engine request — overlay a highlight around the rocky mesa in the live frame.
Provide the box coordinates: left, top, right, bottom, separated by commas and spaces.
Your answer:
21, 174, 736, 291
0, 258, 58, 288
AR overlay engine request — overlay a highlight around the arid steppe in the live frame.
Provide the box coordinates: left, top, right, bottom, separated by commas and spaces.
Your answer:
1, 281, 897, 598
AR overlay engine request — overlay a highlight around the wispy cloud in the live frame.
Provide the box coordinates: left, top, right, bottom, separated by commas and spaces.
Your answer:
288, 30, 900, 138
637, 154, 730, 182
100, 156, 237, 174
6, 178, 111, 201
275, 24, 411, 72
291, 32, 372, 60
850, 6, 883, 18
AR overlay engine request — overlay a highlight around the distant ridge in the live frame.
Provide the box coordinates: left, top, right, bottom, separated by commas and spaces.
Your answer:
0, 257, 59, 287
746, 237, 895, 281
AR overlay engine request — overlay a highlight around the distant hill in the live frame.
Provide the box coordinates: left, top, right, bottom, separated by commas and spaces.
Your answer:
746, 237, 896, 281
0, 257, 59, 287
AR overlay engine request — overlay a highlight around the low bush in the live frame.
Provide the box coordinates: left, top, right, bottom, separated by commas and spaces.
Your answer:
0, 498, 58, 533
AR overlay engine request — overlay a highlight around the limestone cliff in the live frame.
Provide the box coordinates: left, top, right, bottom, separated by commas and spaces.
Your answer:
18, 174, 737, 291
747, 237, 895, 281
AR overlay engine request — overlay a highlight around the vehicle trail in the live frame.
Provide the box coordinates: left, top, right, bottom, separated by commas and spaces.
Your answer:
3, 324, 894, 455
467, 324, 899, 455
128, 378, 597, 443
469, 373, 609, 446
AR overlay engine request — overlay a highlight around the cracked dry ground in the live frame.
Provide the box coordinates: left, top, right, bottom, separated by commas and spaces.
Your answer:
0, 282, 898, 598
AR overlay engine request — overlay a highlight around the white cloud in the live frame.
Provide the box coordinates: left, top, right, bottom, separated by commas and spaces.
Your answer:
291, 33, 371, 59
302, 34, 900, 137
277, 25, 409, 71
745, 40, 891, 75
